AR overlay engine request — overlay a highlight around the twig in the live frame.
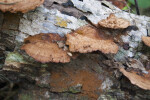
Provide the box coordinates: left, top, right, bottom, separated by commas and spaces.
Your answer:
134, 0, 140, 15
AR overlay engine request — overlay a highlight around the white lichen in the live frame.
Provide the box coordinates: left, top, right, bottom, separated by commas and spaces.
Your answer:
17, 6, 87, 42
71, 0, 120, 15
101, 78, 113, 90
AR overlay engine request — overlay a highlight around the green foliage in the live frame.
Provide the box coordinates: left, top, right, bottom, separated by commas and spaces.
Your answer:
128, 0, 150, 8
122, 3, 131, 10
6, 52, 25, 63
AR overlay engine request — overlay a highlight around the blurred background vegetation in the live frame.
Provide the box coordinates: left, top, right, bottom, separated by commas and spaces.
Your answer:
125, 0, 150, 16
107, 0, 150, 16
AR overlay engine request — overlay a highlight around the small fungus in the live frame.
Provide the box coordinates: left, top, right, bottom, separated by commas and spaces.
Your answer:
0, 0, 44, 13
120, 68, 150, 90
98, 14, 130, 29
66, 25, 119, 54
21, 33, 70, 63
142, 36, 150, 47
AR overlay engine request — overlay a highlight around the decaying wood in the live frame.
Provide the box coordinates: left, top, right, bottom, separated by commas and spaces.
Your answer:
1, 0, 150, 100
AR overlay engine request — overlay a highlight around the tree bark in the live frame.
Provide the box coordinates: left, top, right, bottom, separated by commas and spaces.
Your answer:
0, 0, 150, 100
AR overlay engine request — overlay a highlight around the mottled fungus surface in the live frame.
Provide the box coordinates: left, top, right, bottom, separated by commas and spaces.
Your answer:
66, 25, 119, 54
0, 0, 44, 13
142, 36, 150, 47
98, 14, 130, 29
21, 33, 70, 63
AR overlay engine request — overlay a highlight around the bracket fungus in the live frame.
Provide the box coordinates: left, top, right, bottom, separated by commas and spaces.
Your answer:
98, 14, 130, 29
120, 68, 150, 90
0, 0, 44, 13
21, 33, 70, 63
66, 25, 119, 54
142, 36, 150, 47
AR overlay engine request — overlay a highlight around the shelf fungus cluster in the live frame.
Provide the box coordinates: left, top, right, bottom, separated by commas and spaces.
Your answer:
21, 20, 126, 63
0, 0, 44, 13
21, 14, 132, 63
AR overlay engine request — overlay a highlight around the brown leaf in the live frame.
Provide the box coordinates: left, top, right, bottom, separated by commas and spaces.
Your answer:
66, 25, 119, 54
98, 14, 130, 29
120, 68, 150, 90
0, 0, 44, 13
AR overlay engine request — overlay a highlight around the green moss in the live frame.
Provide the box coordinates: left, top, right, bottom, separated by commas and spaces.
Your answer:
79, 96, 89, 100
5, 52, 26, 63
41, 64, 48, 68
37, 83, 50, 88
68, 84, 82, 93
98, 94, 117, 100
128, 0, 150, 9
19, 94, 32, 100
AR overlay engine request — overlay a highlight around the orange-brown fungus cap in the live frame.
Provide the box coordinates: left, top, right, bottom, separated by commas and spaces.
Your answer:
24, 33, 65, 43
120, 68, 150, 90
98, 14, 130, 29
66, 25, 119, 54
0, 0, 44, 13
21, 33, 70, 63
142, 36, 150, 47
